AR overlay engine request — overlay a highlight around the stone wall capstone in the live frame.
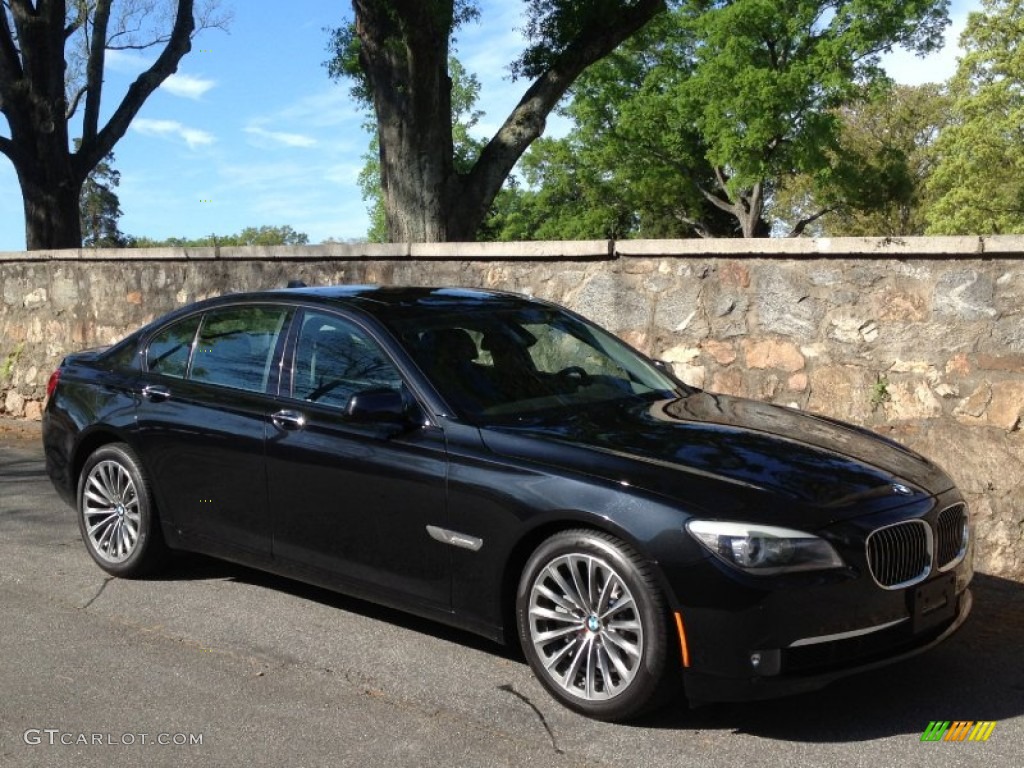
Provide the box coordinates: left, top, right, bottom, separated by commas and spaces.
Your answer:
1, 236, 1022, 579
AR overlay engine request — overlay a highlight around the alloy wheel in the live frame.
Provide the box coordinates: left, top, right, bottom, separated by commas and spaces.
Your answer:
526, 552, 644, 701
82, 459, 141, 564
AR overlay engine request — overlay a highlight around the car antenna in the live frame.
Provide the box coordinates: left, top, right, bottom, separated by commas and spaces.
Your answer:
286, 280, 308, 288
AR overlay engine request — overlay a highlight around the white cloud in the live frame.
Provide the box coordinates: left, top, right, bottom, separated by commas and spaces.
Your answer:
245, 125, 318, 148
104, 49, 153, 73
162, 73, 216, 99
271, 88, 366, 130
132, 118, 216, 148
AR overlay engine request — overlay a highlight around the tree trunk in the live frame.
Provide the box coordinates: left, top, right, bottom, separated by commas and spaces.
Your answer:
354, 0, 665, 243
737, 182, 766, 238
355, 1, 455, 243
19, 169, 84, 251
0, 0, 196, 250
700, 175, 769, 238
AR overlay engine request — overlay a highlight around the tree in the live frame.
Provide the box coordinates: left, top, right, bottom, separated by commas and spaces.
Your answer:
129, 225, 311, 248
80, 148, 126, 247
0, 1, 226, 250
328, 0, 666, 243
684, 0, 950, 236
773, 84, 953, 237
926, 0, 1024, 234
535, 0, 948, 238
484, 14, 738, 241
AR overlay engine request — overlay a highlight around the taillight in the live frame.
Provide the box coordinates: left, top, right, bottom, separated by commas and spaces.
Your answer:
45, 368, 61, 401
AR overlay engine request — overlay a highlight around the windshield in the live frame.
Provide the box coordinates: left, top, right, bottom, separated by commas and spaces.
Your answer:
385, 304, 680, 421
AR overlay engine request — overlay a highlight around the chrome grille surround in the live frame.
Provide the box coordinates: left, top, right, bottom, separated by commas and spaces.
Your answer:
936, 503, 970, 572
866, 520, 932, 589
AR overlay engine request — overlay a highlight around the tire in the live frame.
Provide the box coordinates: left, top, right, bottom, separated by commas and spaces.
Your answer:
76, 443, 168, 578
516, 529, 677, 721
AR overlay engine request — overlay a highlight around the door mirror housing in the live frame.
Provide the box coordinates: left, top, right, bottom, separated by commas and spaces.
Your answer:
345, 388, 407, 424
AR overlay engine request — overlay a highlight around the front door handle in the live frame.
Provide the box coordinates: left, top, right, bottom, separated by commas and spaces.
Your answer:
141, 384, 171, 402
271, 409, 306, 431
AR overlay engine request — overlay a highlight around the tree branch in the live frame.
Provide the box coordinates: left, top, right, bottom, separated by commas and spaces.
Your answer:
0, 132, 29, 168
786, 206, 836, 237
82, 0, 111, 144
699, 183, 739, 216
65, 83, 86, 119
462, 0, 666, 230
77, 0, 195, 175
0, 0, 23, 82
65, 0, 89, 39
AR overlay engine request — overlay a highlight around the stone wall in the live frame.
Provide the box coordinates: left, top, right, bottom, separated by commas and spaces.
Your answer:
1, 237, 1022, 578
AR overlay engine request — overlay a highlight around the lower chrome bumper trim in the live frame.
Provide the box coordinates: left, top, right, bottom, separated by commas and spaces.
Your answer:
789, 617, 909, 648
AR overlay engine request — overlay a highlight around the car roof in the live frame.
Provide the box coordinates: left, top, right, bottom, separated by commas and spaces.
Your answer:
124, 286, 559, 345
221, 285, 550, 315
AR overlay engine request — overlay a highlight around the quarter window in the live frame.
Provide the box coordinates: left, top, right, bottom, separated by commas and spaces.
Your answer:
189, 306, 290, 393
146, 315, 201, 378
291, 311, 402, 408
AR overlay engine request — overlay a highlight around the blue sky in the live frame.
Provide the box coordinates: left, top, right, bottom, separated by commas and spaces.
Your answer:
0, 0, 981, 251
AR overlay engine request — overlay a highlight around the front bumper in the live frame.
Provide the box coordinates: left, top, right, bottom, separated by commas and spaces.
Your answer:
682, 586, 972, 704
668, 490, 974, 705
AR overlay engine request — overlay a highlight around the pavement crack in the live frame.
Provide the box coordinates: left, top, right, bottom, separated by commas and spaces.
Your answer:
498, 683, 565, 755
79, 576, 114, 610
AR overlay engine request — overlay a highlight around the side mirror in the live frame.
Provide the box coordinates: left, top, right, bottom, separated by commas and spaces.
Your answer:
652, 359, 695, 390
345, 388, 407, 424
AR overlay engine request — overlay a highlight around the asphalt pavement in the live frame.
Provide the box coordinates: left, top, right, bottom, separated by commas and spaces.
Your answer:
1, 427, 1021, 767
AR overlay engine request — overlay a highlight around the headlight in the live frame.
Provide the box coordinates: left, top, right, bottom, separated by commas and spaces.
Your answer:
686, 520, 844, 575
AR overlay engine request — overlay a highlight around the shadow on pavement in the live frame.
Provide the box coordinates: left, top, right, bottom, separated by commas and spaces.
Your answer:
156, 551, 521, 659
643, 572, 1024, 740
156, 550, 1024, 741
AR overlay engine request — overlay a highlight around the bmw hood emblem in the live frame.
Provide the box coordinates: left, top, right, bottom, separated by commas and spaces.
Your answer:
892, 483, 913, 496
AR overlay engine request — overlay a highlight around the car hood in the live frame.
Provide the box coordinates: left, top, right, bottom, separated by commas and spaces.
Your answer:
479, 391, 954, 527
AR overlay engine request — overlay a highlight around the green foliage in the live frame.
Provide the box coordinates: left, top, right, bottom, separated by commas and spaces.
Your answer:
481, 138, 640, 241
515, 0, 647, 78
129, 226, 310, 248
679, 0, 947, 232
1, 343, 25, 383
483, 14, 735, 240
79, 149, 128, 248
774, 84, 953, 236
525, 0, 950, 237
926, 0, 1024, 234
870, 374, 891, 411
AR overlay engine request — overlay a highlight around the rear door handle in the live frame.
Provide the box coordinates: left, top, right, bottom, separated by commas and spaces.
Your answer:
271, 409, 306, 431
141, 384, 171, 402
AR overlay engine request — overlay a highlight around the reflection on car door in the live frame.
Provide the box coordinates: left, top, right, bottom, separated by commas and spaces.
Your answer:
134, 304, 291, 561
264, 309, 451, 610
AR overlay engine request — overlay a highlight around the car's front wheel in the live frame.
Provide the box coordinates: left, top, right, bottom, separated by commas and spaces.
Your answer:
516, 529, 677, 721
77, 443, 168, 578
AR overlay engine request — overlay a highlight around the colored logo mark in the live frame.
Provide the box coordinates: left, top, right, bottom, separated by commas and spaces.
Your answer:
921, 721, 996, 742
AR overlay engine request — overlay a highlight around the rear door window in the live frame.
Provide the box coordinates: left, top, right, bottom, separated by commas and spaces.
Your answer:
146, 315, 201, 378
189, 306, 291, 393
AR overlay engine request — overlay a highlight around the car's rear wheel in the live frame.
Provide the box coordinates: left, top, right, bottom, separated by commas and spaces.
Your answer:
516, 529, 676, 721
77, 443, 167, 578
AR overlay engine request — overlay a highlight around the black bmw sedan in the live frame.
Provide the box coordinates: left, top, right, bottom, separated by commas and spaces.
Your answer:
42, 285, 973, 721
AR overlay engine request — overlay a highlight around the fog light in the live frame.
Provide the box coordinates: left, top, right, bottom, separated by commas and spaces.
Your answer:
748, 649, 781, 676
